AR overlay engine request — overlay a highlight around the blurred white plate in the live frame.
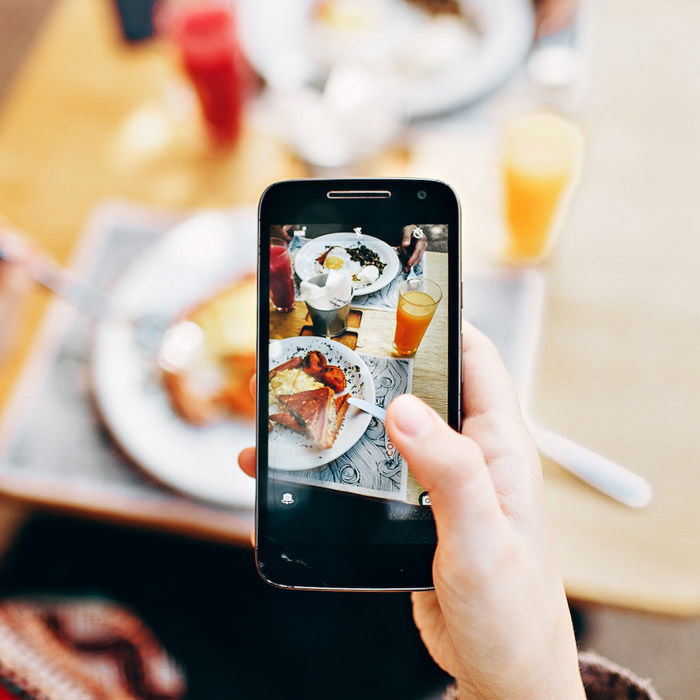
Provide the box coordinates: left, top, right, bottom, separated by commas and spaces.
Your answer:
293, 232, 400, 296
268, 336, 375, 470
238, 0, 534, 119
91, 210, 258, 510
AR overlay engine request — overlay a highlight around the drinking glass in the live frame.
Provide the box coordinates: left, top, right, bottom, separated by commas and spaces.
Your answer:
269, 237, 295, 312
161, 0, 248, 148
393, 278, 442, 356
503, 112, 583, 263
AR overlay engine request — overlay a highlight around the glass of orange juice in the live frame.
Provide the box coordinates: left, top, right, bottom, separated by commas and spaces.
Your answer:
503, 112, 583, 263
393, 278, 442, 357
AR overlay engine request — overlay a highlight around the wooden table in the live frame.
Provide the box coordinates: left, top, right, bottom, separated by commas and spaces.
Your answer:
1, 0, 700, 615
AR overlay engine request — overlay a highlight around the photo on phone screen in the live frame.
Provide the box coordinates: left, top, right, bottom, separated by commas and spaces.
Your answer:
266, 222, 448, 508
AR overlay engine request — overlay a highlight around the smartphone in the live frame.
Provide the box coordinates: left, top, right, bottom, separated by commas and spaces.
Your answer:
257, 178, 461, 591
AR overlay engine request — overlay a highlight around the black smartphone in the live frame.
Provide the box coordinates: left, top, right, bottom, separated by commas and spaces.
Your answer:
257, 178, 461, 591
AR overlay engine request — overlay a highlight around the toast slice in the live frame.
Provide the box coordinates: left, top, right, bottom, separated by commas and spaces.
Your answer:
162, 273, 257, 426
327, 394, 350, 445
276, 388, 351, 449
279, 387, 335, 449
269, 411, 305, 433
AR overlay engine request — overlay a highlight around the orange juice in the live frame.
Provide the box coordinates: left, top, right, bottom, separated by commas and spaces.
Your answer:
503, 112, 583, 262
394, 290, 438, 356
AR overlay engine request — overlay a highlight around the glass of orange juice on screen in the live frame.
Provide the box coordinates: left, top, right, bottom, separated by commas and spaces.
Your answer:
393, 279, 442, 357
503, 112, 583, 263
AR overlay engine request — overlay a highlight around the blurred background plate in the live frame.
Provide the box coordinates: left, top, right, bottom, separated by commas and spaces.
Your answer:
238, 0, 535, 119
91, 210, 258, 509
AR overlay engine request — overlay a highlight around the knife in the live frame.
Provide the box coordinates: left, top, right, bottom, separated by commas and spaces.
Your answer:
348, 397, 386, 422
531, 424, 653, 508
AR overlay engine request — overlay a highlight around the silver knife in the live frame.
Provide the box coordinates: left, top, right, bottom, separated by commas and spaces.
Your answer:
348, 397, 386, 422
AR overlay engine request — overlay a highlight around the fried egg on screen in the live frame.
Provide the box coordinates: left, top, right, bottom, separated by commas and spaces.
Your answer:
322, 246, 360, 274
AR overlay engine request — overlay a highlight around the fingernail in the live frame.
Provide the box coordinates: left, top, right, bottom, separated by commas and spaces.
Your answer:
391, 395, 432, 437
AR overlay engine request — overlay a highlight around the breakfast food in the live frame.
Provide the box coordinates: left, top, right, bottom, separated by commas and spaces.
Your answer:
162, 273, 256, 426
314, 243, 386, 288
269, 350, 349, 449
274, 388, 350, 450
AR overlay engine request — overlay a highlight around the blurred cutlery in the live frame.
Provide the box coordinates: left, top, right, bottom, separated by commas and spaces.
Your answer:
0, 240, 198, 369
531, 424, 653, 508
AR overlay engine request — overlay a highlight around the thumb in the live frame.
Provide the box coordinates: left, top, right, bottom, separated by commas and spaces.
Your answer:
387, 394, 506, 555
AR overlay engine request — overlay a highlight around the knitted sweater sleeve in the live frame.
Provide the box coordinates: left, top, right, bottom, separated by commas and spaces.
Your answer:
442, 651, 661, 699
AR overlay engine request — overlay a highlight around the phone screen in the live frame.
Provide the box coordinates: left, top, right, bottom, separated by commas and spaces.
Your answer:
257, 180, 460, 590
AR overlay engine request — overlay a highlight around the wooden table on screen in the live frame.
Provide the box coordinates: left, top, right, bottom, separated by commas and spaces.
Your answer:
1, 0, 700, 616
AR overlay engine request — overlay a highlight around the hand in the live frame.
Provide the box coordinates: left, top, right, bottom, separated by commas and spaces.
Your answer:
401, 224, 428, 273
386, 324, 584, 699
237, 324, 585, 698
269, 225, 295, 242
0, 227, 33, 360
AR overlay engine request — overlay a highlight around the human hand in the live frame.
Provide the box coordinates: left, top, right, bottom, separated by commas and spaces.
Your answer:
269, 225, 295, 243
385, 323, 584, 699
401, 224, 428, 273
237, 324, 584, 698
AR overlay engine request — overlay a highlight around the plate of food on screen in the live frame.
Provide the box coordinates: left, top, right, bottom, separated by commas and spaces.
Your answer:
268, 336, 375, 470
293, 232, 400, 296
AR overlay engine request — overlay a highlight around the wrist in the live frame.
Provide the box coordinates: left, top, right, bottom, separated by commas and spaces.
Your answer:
455, 670, 585, 700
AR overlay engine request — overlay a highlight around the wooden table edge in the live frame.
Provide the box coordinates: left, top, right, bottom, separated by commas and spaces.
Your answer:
0, 474, 253, 546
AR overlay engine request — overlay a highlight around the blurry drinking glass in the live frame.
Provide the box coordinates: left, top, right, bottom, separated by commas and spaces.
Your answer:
393, 278, 442, 356
269, 237, 296, 312
304, 273, 353, 337
163, 1, 248, 148
503, 112, 583, 263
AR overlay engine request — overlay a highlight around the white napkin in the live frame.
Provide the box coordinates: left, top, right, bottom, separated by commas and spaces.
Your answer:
300, 271, 353, 310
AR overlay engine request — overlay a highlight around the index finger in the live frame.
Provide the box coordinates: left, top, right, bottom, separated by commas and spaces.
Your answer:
401, 225, 415, 248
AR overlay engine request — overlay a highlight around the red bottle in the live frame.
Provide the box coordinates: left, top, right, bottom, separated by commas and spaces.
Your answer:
269, 239, 296, 312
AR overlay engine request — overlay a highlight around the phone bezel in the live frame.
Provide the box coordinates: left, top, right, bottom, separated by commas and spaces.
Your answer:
257, 178, 461, 591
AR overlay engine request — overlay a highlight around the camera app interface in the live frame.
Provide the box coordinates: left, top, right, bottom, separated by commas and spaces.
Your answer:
267, 223, 448, 507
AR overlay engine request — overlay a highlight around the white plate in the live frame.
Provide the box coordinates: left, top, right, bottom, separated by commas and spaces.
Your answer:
293, 232, 400, 296
91, 210, 258, 510
268, 336, 375, 471
238, 0, 534, 119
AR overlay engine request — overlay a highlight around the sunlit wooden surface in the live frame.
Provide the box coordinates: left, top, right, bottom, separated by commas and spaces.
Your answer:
0, 0, 308, 544
0, 0, 305, 410
1, 0, 700, 614
397, 0, 700, 617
